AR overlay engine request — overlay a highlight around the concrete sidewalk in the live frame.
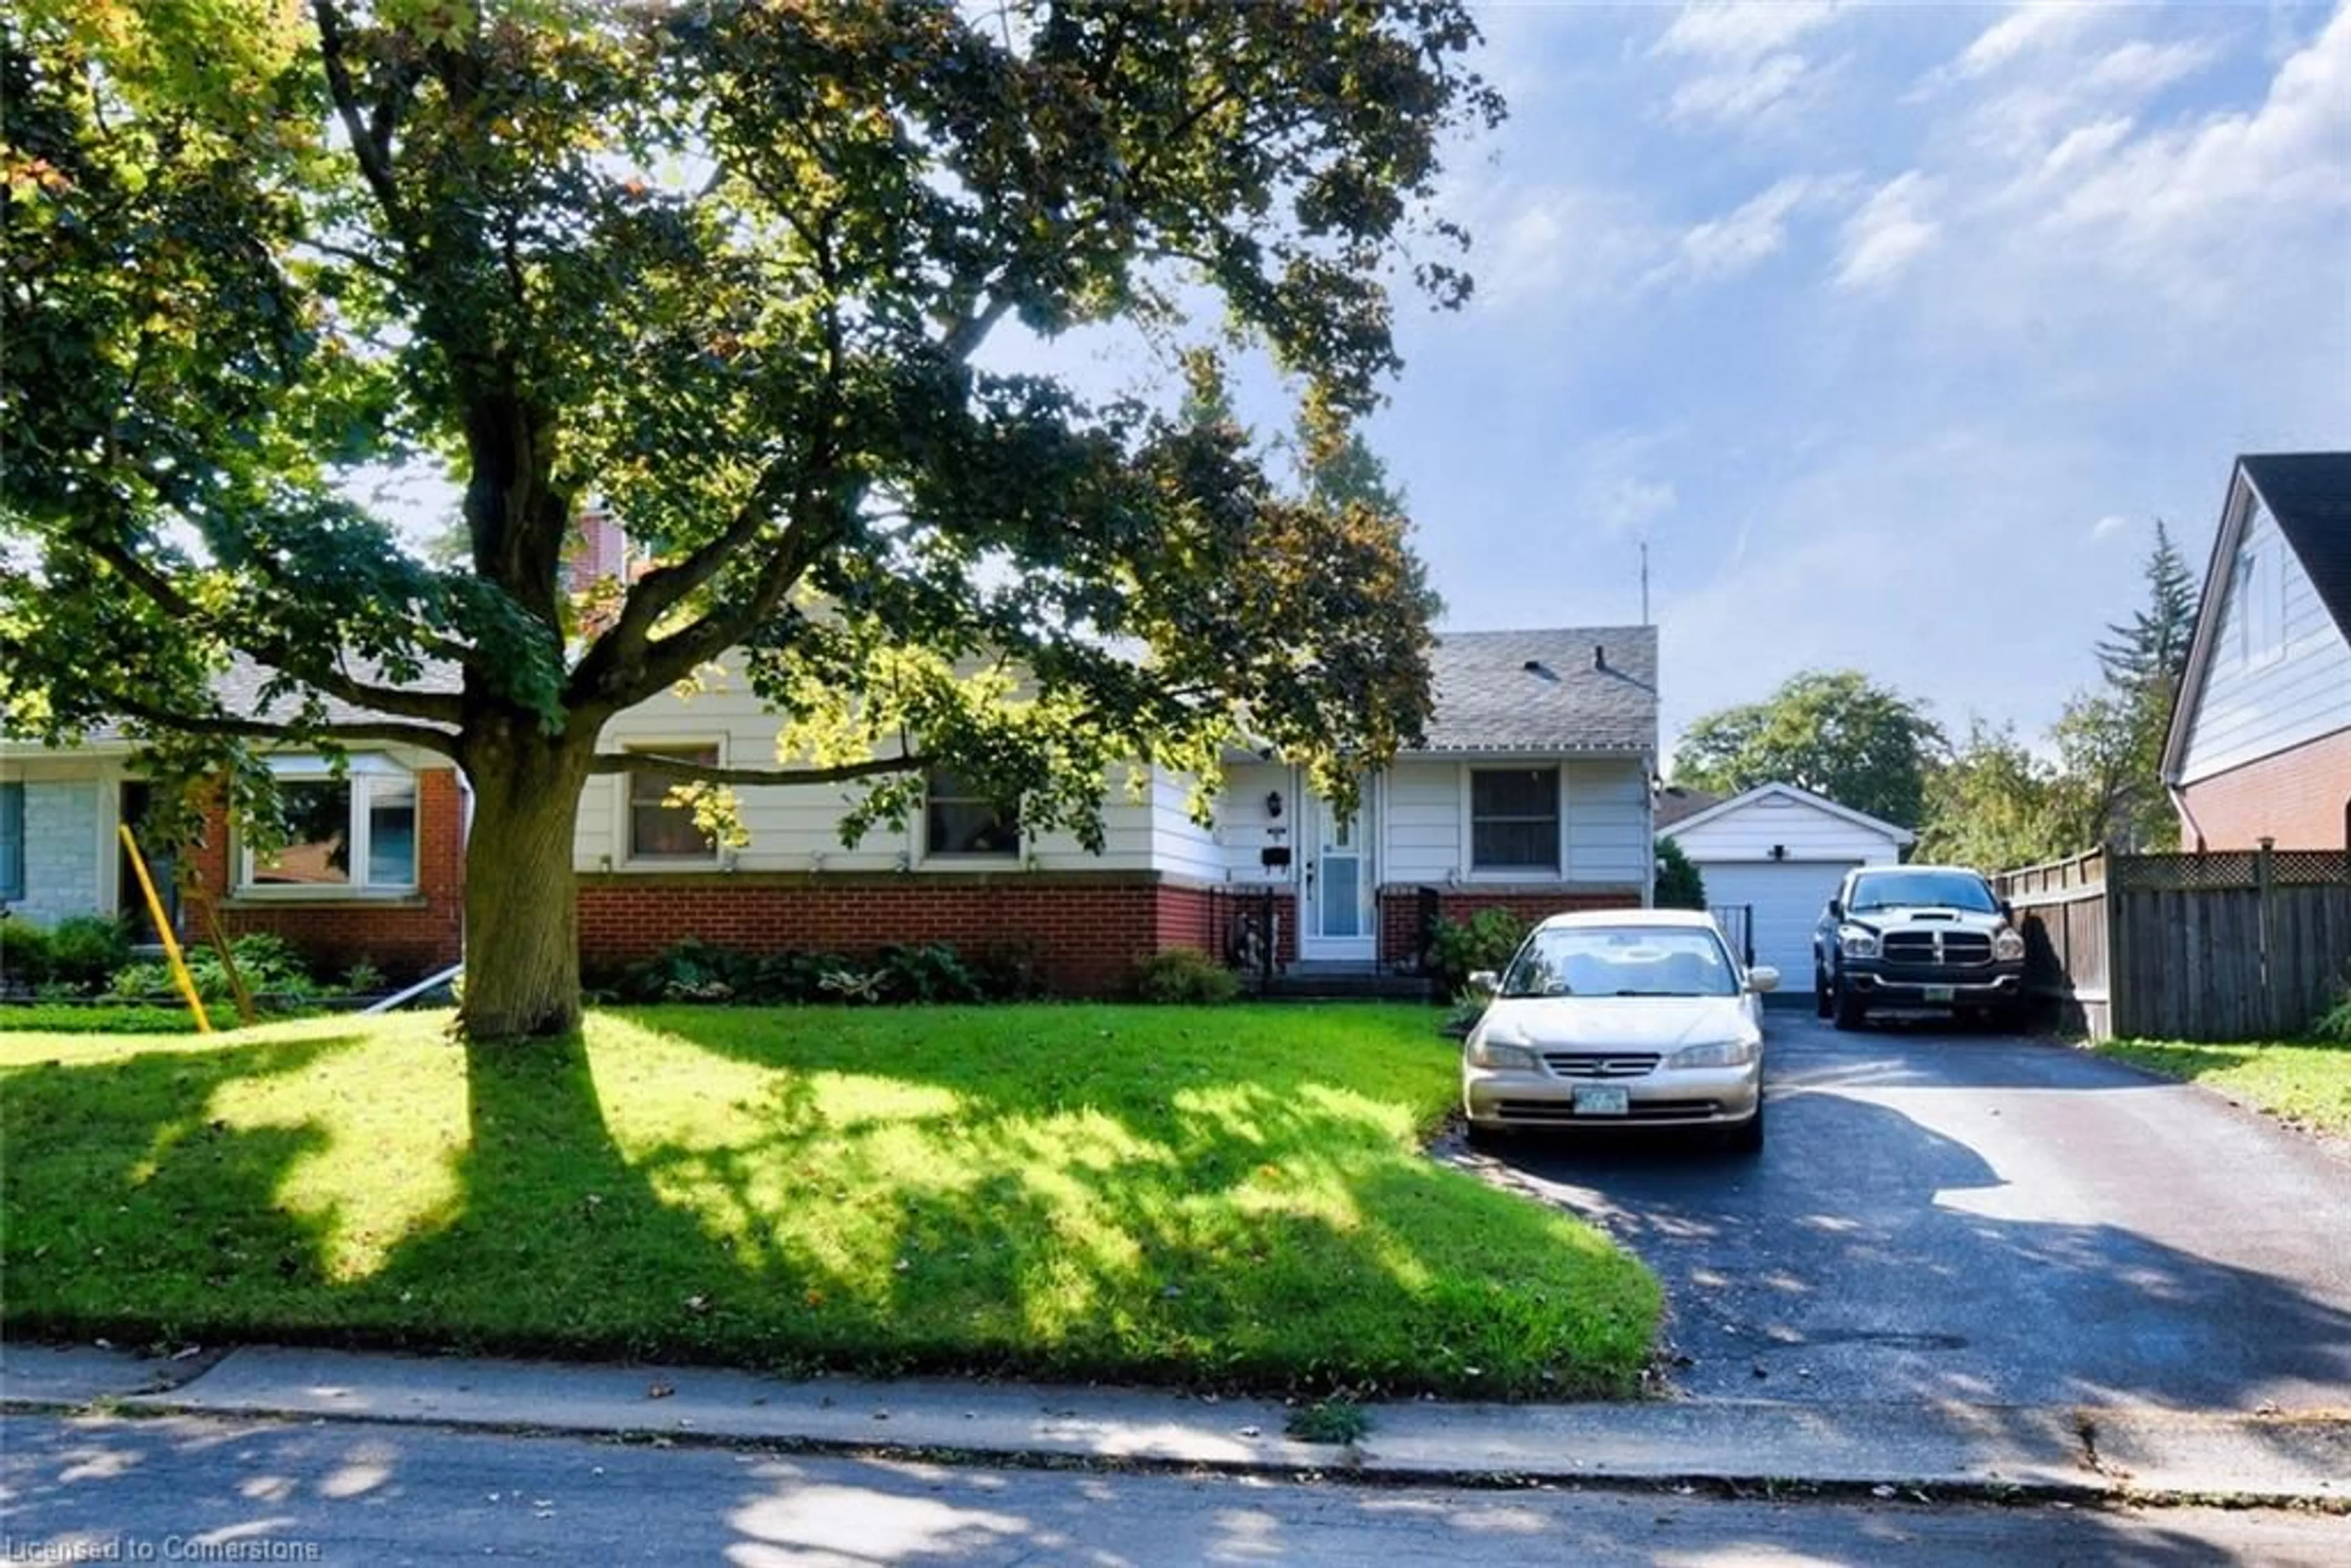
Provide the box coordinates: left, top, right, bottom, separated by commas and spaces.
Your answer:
4, 1340, 2344, 1505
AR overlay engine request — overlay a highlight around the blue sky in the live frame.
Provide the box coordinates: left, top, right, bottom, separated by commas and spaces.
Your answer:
374, 3, 2348, 763
1353, 0, 2350, 759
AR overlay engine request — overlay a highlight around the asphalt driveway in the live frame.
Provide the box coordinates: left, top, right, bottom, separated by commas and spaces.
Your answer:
1469, 1011, 2351, 1411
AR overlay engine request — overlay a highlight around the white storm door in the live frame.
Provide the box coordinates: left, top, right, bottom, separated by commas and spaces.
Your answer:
1300, 786, 1377, 961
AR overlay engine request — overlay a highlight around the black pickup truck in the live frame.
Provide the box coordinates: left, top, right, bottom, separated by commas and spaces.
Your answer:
1812, 865, 2028, 1030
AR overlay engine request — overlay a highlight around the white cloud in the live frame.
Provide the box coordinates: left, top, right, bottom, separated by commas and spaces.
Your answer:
1652, 2, 1847, 131
1668, 53, 1812, 129
1652, 174, 1855, 286
2091, 514, 2131, 541
1439, 174, 1665, 318
1835, 173, 1940, 290
2036, 2, 2351, 261
1565, 431, 1682, 538
2084, 37, 2218, 97
1954, 3, 2109, 79
1654, 1, 1841, 63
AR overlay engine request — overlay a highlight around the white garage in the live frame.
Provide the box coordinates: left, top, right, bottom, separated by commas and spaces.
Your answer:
1659, 783, 1913, 985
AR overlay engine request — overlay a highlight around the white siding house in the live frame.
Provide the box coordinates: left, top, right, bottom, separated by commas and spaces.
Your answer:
2162, 452, 2351, 852
577, 626, 1660, 978
1660, 783, 1913, 983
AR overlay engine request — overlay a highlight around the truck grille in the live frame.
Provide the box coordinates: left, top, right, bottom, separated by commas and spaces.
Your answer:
1881, 931, 1993, 966
1542, 1052, 1660, 1079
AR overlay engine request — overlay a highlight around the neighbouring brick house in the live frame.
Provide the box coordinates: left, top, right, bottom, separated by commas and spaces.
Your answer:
1, 626, 1658, 994
0, 663, 468, 985
2161, 452, 2351, 853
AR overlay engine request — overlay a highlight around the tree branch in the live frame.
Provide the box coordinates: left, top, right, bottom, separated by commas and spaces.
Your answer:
312, 1, 415, 252
569, 448, 801, 701
588, 752, 925, 788
93, 686, 460, 760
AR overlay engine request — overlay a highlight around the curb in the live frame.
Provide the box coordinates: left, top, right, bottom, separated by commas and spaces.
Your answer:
6, 1343, 2345, 1510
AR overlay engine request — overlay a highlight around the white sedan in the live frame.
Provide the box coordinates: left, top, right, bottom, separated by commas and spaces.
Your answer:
1461, 908, 1777, 1151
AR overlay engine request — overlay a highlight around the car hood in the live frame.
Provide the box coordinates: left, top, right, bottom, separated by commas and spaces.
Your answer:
1482, 995, 1755, 1051
1842, 906, 2007, 933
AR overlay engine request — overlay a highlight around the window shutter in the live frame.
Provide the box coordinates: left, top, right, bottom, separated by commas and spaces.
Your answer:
0, 783, 23, 901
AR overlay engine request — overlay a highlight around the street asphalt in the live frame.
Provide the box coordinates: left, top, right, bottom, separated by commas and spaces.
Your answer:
1467, 1008, 2351, 1411
5, 1411, 2344, 1566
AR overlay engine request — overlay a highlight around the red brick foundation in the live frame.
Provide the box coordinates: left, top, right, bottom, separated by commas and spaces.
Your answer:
1378, 885, 1643, 969
576, 873, 1272, 997
2176, 729, 2351, 850
182, 768, 467, 983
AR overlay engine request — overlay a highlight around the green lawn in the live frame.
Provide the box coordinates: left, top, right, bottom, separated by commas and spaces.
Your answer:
2097, 1038, 2351, 1138
0, 1004, 1660, 1398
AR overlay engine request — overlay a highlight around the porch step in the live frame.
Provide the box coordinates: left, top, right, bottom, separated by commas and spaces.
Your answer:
1250, 967, 1436, 1001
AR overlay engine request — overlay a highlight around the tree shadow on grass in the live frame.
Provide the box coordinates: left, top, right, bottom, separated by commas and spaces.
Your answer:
2, 1035, 358, 1346
2, 1007, 1658, 1397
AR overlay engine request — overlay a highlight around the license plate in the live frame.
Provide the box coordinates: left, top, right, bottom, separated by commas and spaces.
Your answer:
1924, 985, 1955, 1003
1575, 1085, 1630, 1117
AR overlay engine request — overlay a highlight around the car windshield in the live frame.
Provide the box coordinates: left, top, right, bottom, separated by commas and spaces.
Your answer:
1500, 926, 1738, 998
1847, 870, 1998, 913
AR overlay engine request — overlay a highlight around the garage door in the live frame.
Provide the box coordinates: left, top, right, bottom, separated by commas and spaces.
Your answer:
1700, 860, 1861, 983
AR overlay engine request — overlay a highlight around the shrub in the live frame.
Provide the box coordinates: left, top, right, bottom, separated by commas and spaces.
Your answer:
876, 942, 983, 1003
1132, 946, 1241, 1004
46, 915, 134, 993
108, 932, 337, 1006
1654, 836, 1707, 910
1425, 907, 1531, 994
612, 938, 1052, 1005
2315, 996, 2351, 1045
1, 917, 54, 990
971, 939, 1049, 1001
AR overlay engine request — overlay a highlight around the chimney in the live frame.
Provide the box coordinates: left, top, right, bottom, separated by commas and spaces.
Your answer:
566, 502, 626, 593
1592, 642, 1607, 672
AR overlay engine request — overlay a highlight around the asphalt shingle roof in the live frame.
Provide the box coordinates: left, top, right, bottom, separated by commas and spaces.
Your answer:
2240, 452, 2351, 639
1415, 626, 1659, 754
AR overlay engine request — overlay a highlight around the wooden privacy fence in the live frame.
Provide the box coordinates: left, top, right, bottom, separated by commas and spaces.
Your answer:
1993, 847, 2351, 1041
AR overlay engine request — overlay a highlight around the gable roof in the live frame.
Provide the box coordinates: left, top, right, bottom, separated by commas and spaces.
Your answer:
1657, 781, 1915, 846
2240, 453, 2351, 637
1415, 626, 1659, 754
2161, 452, 2351, 784
1652, 783, 1723, 828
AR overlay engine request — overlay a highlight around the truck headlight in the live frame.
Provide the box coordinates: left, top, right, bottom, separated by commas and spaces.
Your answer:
1838, 925, 1879, 959
1667, 1037, 1759, 1070
1993, 928, 2026, 961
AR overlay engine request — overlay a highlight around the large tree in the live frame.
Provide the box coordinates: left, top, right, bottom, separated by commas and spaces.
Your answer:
1671, 669, 1943, 831
2063, 522, 2199, 850
2, 1, 1498, 1040
1913, 719, 2079, 872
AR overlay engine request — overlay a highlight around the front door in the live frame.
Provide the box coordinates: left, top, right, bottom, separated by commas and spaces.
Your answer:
1300, 785, 1376, 962
116, 781, 179, 945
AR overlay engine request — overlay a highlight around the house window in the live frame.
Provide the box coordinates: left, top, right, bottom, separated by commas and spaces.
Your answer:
242, 760, 418, 892
0, 782, 23, 901
925, 767, 1019, 858
626, 745, 721, 860
2237, 546, 2285, 667
1471, 767, 1560, 872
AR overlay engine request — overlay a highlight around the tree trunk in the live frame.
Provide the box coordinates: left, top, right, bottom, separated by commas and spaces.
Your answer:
457, 726, 596, 1041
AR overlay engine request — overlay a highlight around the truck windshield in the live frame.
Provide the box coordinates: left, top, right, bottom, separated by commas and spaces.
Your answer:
1847, 871, 1998, 913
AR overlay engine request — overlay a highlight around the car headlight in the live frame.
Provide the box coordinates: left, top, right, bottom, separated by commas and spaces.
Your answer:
1667, 1037, 1760, 1070
1993, 928, 2026, 961
1466, 1031, 1541, 1071
1838, 925, 1879, 959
